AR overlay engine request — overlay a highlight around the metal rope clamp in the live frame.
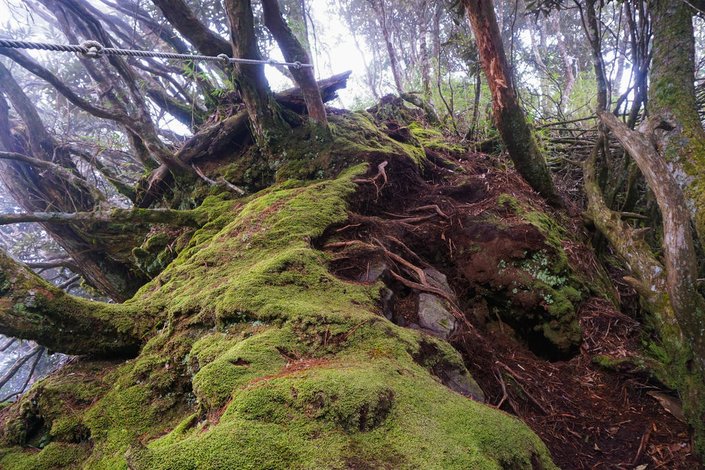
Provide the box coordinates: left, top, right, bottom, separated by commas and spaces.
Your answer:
217, 53, 231, 65
80, 40, 104, 59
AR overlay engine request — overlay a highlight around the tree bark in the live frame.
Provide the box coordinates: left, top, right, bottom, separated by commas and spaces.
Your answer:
648, 0, 705, 247
600, 113, 705, 361
224, 0, 283, 145
261, 0, 328, 126
462, 0, 561, 206
598, 111, 705, 458
580, 0, 705, 455
0, 65, 148, 301
150, 0, 232, 57
0, 208, 206, 228
0, 249, 141, 357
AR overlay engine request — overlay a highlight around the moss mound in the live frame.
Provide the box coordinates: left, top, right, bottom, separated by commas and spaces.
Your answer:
0, 111, 556, 469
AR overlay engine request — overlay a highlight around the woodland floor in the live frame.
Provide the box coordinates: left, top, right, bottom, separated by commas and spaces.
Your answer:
320, 128, 698, 469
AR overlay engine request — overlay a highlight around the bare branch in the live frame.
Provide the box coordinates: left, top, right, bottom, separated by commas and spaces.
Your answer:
150, 0, 232, 57
25, 260, 79, 271
0, 151, 106, 203
0, 48, 120, 122
0, 346, 43, 402
0, 207, 206, 227
0, 345, 42, 391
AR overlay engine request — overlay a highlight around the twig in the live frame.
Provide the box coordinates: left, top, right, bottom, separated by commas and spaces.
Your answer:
620, 211, 649, 220
384, 235, 427, 265
0, 347, 43, 402
323, 240, 378, 251
58, 274, 81, 290
494, 368, 510, 411
631, 422, 653, 465
353, 161, 388, 197
192, 164, 245, 195
496, 361, 549, 415
0, 345, 42, 390
412, 204, 450, 219
0, 338, 16, 352
378, 243, 430, 286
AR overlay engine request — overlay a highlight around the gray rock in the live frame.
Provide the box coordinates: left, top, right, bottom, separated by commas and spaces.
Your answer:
379, 287, 394, 320
418, 293, 457, 339
358, 260, 388, 283
417, 269, 458, 339
424, 268, 453, 295
440, 368, 486, 402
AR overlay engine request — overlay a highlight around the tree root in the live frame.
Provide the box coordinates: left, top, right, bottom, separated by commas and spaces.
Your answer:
353, 161, 388, 198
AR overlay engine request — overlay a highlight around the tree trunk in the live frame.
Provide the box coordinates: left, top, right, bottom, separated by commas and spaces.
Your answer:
551, 12, 575, 112
0, 65, 147, 301
0, 249, 141, 357
466, 72, 482, 141
419, 0, 433, 104
373, 0, 404, 95
225, 0, 284, 145
649, 0, 705, 247
261, 0, 328, 126
150, 0, 232, 57
462, 0, 561, 206
598, 111, 705, 458
580, 0, 705, 456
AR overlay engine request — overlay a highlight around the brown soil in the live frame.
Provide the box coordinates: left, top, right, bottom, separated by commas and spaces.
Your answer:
320, 118, 700, 469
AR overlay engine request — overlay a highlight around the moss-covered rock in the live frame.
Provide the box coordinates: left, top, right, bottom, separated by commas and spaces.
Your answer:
448, 193, 589, 358
0, 112, 556, 469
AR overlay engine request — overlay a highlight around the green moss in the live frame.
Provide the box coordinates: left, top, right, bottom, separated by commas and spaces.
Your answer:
0, 361, 108, 450
0, 118, 557, 469
408, 121, 465, 154
134, 165, 376, 327
49, 416, 86, 442
0, 442, 88, 470
328, 112, 426, 165
132, 352, 555, 470
494, 197, 587, 351
191, 328, 289, 410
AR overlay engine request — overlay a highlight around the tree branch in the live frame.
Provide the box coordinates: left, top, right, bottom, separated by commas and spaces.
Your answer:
599, 111, 705, 369
150, 0, 232, 57
0, 345, 42, 391
0, 151, 106, 203
25, 260, 79, 271
0, 208, 207, 228
0, 250, 141, 357
0, 48, 120, 122
261, 0, 328, 125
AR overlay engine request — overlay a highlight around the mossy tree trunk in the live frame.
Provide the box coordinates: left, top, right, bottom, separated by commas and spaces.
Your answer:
461, 0, 561, 206
593, 112, 705, 458
643, 4, 705, 453
0, 249, 142, 357
225, 0, 288, 146
580, 0, 705, 456
649, 0, 705, 248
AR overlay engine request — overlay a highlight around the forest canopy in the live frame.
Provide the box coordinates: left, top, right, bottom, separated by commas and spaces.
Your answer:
0, 0, 703, 468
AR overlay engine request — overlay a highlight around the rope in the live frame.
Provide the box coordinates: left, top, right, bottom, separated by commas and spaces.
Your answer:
0, 38, 312, 69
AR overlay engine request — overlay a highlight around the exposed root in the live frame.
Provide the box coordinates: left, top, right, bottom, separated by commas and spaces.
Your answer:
353, 160, 388, 198
320, 133, 697, 468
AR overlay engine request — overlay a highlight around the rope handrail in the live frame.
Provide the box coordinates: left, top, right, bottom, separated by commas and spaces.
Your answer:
0, 38, 312, 69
